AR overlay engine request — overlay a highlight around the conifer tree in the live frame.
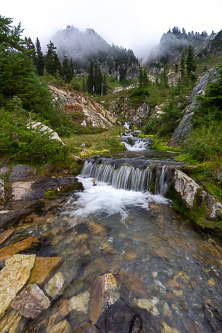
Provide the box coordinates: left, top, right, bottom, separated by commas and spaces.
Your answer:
87, 62, 94, 94
45, 41, 61, 77
186, 44, 197, 81
35, 37, 44, 76
180, 50, 187, 83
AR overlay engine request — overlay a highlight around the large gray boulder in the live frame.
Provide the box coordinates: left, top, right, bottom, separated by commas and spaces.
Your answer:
132, 103, 149, 127
168, 68, 217, 147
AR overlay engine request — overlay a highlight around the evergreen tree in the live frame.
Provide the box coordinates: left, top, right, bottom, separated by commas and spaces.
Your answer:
94, 64, 102, 95
102, 74, 107, 95
24, 37, 36, 62
82, 78, 86, 92
62, 55, 73, 82
186, 44, 197, 81
87, 62, 94, 94
35, 37, 44, 76
180, 50, 187, 83
45, 41, 61, 77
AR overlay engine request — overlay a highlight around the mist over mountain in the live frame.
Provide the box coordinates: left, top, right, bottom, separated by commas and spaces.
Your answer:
50, 26, 140, 79
145, 27, 222, 70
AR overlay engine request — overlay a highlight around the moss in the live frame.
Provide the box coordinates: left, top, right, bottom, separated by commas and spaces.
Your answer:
206, 184, 222, 202
44, 190, 58, 199
166, 185, 222, 232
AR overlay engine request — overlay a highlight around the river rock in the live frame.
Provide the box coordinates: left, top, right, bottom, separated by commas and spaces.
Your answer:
169, 68, 217, 147
47, 319, 72, 333
9, 164, 37, 181
0, 237, 39, 260
0, 254, 36, 316
11, 283, 50, 318
0, 229, 14, 246
89, 273, 120, 324
161, 321, 181, 333
0, 179, 4, 200
172, 169, 201, 208
70, 290, 90, 314
44, 272, 65, 298
0, 309, 24, 333
133, 297, 159, 316
73, 322, 99, 333
28, 257, 61, 285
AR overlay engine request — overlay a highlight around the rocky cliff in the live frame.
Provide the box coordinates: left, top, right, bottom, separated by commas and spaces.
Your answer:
168, 68, 217, 147
49, 85, 116, 128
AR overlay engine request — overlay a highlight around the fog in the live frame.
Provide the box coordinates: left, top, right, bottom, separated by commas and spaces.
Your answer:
1, 0, 222, 59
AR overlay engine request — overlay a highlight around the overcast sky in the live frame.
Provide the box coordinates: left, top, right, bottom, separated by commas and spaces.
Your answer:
1, 0, 222, 58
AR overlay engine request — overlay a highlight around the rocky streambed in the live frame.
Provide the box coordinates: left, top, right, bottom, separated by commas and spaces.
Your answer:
0, 156, 222, 332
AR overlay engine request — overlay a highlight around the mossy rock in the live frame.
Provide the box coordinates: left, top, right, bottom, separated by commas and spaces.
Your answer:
44, 190, 58, 199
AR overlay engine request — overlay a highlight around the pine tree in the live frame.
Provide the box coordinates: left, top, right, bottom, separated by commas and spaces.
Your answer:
87, 62, 94, 94
180, 50, 187, 83
186, 44, 197, 81
35, 38, 44, 76
45, 41, 61, 77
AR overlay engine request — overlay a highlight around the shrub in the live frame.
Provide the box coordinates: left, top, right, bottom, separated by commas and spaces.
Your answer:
0, 107, 68, 164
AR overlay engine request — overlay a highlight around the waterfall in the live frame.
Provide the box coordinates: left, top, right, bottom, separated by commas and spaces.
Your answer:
81, 160, 173, 195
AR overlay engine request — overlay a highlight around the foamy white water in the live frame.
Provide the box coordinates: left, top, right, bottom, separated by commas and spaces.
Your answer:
122, 140, 148, 151
65, 176, 170, 223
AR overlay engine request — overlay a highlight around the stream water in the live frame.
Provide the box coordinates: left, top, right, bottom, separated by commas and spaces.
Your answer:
1, 130, 222, 332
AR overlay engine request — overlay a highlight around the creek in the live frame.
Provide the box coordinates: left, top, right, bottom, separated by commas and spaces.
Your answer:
1, 129, 222, 332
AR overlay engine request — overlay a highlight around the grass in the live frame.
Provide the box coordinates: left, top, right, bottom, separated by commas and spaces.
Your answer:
63, 126, 125, 158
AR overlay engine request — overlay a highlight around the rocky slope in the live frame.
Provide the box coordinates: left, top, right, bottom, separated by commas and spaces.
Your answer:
168, 68, 217, 147
49, 85, 116, 128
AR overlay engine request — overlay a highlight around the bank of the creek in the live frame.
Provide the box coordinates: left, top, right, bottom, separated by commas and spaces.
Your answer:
0, 129, 222, 333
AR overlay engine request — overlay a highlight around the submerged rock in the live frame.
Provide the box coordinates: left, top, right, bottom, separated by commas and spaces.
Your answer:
0, 229, 14, 246
89, 273, 120, 324
73, 322, 99, 333
70, 290, 90, 314
0, 179, 4, 201
45, 272, 65, 298
0, 237, 39, 260
28, 257, 61, 286
47, 319, 72, 333
0, 254, 36, 316
11, 283, 50, 318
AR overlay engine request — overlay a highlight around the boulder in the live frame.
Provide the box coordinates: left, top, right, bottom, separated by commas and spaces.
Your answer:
172, 170, 201, 208
89, 273, 120, 324
0, 254, 36, 316
73, 322, 99, 333
70, 290, 89, 314
132, 103, 149, 127
11, 283, 50, 318
28, 122, 64, 144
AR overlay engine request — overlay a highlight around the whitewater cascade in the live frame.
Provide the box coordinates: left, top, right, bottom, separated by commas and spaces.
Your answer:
81, 160, 173, 195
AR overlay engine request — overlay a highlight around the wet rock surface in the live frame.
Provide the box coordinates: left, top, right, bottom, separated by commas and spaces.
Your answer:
0, 254, 36, 316
11, 283, 50, 318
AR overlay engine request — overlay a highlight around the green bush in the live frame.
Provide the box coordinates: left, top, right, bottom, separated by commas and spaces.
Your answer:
183, 121, 222, 162
0, 107, 68, 164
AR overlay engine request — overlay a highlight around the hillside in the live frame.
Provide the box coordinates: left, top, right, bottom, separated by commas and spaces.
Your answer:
51, 26, 140, 80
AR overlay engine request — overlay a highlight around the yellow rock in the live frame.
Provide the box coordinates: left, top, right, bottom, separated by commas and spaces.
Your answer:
28, 257, 61, 285
0, 254, 36, 316
172, 289, 183, 297
0, 237, 39, 259
208, 278, 215, 287
70, 290, 90, 314
161, 321, 181, 333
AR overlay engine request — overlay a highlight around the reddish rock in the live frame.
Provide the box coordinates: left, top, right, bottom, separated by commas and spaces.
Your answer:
0, 229, 14, 246
89, 273, 120, 324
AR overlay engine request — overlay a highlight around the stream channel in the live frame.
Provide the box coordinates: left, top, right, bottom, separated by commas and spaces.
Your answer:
2, 127, 222, 332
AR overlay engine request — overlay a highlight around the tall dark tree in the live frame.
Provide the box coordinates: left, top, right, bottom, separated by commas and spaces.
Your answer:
87, 62, 94, 94
61, 56, 73, 83
94, 64, 102, 95
45, 41, 61, 77
180, 50, 187, 83
24, 37, 36, 63
35, 37, 44, 76
186, 44, 197, 81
